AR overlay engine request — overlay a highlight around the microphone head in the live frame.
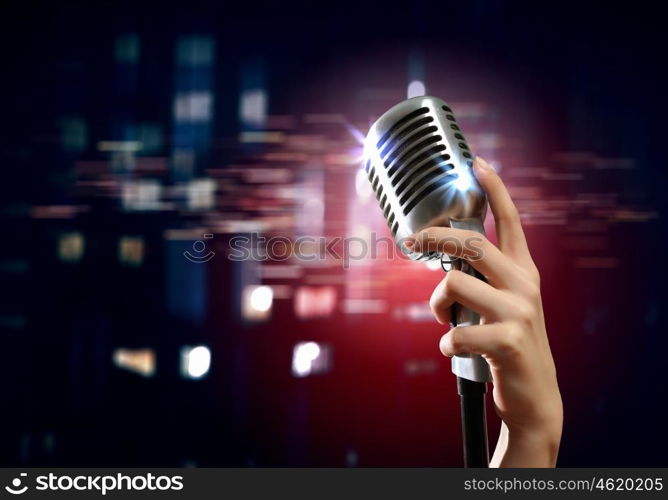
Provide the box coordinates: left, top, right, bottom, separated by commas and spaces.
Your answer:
363, 96, 487, 260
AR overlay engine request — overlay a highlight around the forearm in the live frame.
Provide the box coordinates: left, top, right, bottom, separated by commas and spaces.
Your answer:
490, 422, 561, 468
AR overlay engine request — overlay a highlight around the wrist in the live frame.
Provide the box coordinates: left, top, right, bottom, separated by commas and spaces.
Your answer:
494, 422, 561, 468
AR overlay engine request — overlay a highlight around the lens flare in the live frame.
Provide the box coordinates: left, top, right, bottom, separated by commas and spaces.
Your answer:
453, 168, 474, 192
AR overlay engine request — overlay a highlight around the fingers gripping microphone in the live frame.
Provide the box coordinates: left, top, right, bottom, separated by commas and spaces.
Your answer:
363, 96, 490, 467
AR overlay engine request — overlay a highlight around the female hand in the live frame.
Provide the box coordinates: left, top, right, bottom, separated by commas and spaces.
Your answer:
405, 156, 562, 467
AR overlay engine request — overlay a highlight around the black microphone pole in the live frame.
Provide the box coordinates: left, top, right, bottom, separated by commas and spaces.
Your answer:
450, 273, 490, 468
457, 376, 489, 467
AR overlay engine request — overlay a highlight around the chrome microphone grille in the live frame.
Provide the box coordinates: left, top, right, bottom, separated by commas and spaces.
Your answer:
363, 96, 486, 260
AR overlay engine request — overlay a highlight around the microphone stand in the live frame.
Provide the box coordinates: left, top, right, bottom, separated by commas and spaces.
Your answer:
457, 376, 489, 467
450, 302, 490, 468
447, 217, 491, 468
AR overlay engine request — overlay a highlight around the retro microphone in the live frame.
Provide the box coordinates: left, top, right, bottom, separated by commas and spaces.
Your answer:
363, 96, 491, 467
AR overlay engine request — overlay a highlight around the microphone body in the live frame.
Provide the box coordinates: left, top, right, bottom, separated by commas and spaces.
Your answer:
363, 96, 492, 467
363, 96, 491, 384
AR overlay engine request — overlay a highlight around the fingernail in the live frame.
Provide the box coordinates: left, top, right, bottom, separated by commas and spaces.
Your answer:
405, 235, 420, 247
474, 156, 496, 172
404, 239, 416, 250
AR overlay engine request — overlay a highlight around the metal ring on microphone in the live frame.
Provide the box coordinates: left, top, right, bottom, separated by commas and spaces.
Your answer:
440, 253, 453, 273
